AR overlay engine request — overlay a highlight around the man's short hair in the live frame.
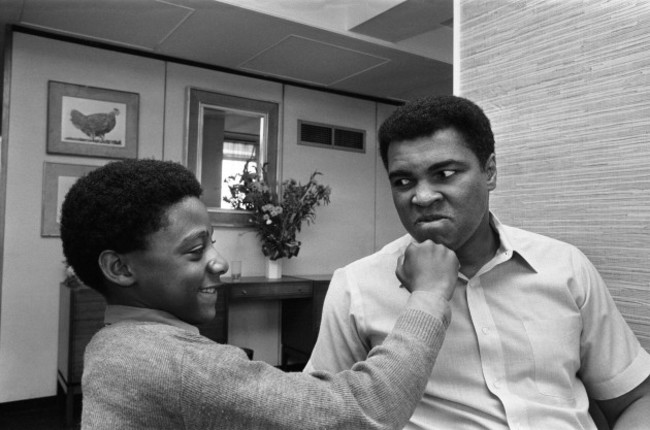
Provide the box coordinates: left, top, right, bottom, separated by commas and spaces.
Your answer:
378, 95, 495, 170
60, 159, 202, 293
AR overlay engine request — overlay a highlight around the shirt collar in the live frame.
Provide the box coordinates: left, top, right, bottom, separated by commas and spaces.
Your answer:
104, 305, 200, 334
490, 213, 539, 273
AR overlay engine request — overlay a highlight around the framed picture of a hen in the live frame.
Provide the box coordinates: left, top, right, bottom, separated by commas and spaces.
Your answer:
47, 81, 139, 159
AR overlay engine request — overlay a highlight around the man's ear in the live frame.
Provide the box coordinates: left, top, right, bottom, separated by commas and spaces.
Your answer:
98, 250, 135, 287
485, 153, 497, 191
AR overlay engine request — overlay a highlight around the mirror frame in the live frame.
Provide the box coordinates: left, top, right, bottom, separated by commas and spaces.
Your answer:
186, 88, 279, 228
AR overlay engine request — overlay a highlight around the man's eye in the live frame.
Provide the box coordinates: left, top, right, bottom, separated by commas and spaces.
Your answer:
439, 170, 455, 179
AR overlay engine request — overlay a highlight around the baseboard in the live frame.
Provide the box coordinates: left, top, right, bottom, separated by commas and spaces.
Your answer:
0, 395, 60, 413
0, 383, 83, 413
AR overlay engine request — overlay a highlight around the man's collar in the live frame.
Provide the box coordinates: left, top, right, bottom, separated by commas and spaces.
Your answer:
104, 305, 200, 334
490, 213, 539, 273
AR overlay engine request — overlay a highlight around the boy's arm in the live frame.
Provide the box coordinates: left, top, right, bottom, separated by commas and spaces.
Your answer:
188, 240, 458, 429
305, 239, 457, 374
185, 291, 451, 430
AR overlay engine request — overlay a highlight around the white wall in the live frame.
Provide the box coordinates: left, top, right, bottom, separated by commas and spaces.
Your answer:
0, 32, 401, 401
282, 86, 378, 274
374, 103, 404, 249
0, 33, 166, 403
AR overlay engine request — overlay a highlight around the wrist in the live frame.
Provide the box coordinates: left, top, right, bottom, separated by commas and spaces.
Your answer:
406, 291, 452, 327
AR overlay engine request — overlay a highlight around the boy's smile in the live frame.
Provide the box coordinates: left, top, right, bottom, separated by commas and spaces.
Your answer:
120, 196, 228, 325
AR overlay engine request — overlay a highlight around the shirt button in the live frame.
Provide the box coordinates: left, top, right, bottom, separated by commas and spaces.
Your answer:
493, 379, 502, 389
482, 327, 490, 334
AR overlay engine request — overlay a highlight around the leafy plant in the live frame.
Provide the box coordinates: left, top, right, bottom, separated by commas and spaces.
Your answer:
224, 160, 331, 260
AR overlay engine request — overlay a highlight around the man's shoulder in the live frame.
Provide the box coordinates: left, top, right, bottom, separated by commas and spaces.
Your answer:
503, 223, 579, 249
500, 223, 588, 267
345, 234, 412, 269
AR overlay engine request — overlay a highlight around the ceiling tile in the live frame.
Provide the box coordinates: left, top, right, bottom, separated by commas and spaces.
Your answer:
21, 0, 194, 49
350, 0, 453, 42
239, 35, 389, 86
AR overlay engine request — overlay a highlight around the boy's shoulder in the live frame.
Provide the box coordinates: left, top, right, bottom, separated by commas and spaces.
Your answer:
87, 321, 205, 356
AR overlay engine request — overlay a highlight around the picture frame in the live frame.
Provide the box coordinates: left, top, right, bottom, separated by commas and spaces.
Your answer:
47, 81, 139, 159
41, 162, 98, 237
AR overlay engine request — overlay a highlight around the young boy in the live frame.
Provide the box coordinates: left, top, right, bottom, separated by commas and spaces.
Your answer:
60, 158, 458, 429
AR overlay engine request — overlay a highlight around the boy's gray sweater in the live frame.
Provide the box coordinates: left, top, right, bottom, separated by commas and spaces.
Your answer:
82, 293, 449, 430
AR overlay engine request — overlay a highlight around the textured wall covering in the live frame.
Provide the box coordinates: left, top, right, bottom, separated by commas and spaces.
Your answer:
459, 0, 650, 350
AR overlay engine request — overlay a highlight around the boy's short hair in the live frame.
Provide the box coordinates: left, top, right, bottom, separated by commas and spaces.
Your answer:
60, 159, 203, 294
378, 95, 495, 170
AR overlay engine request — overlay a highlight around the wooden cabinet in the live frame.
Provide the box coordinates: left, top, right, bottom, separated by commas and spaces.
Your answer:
280, 275, 330, 367
57, 283, 106, 423
229, 277, 312, 300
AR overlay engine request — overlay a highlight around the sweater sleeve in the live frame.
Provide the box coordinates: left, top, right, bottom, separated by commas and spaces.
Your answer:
182, 292, 449, 430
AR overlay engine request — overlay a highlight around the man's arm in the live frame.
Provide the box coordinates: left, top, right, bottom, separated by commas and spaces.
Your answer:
597, 375, 650, 429
304, 267, 373, 373
573, 249, 650, 429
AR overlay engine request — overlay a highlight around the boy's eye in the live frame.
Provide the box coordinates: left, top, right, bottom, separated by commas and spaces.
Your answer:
188, 245, 205, 257
392, 178, 412, 187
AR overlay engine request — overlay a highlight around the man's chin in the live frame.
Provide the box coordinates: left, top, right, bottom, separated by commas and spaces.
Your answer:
411, 228, 455, 248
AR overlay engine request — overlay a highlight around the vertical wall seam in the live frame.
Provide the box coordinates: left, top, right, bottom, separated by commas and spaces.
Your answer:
373, 102, 379, 251
0, 27, 15, 340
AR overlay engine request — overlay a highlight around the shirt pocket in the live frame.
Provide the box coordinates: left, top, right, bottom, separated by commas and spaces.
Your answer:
522, 316, 582, 399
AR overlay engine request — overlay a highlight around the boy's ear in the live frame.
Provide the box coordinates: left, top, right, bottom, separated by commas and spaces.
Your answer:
98, 250, 135, 287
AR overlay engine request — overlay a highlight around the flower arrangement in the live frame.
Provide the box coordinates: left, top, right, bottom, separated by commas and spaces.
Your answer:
224, 161, 331, 260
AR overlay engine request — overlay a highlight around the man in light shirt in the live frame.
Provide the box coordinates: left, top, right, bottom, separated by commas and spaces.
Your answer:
305, 95, 650, 429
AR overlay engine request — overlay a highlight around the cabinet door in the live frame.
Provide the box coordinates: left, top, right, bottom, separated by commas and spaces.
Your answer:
281, 279, 330, 363
58, 285, 107, 385
311, 280, 329, 338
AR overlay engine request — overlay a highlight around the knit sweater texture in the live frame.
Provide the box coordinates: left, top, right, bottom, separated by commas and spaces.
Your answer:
82, 302, 447, 430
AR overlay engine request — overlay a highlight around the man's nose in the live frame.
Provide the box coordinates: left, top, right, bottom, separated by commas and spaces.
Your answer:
411, 184, 442, 206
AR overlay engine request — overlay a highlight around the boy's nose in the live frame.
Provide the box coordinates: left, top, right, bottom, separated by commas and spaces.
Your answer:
208, 257, 228, 275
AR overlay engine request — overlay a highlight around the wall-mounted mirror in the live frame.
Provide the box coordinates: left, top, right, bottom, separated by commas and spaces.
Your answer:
187, 88, 279, 227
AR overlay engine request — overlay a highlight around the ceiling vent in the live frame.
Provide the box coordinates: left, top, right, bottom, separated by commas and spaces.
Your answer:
298, 120, 365, 153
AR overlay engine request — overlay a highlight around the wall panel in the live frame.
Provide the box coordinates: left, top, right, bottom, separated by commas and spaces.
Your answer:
374, 102, 404, 250
0, 32, 166, 402
460, 0, 650, 350
0, 32, 393, 387
282, 86, 378, 275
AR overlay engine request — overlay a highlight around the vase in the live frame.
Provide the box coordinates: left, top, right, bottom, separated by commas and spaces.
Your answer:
265, 257, 283, 279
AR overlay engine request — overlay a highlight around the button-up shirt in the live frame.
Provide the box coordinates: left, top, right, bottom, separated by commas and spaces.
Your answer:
305, 214, 650, 429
